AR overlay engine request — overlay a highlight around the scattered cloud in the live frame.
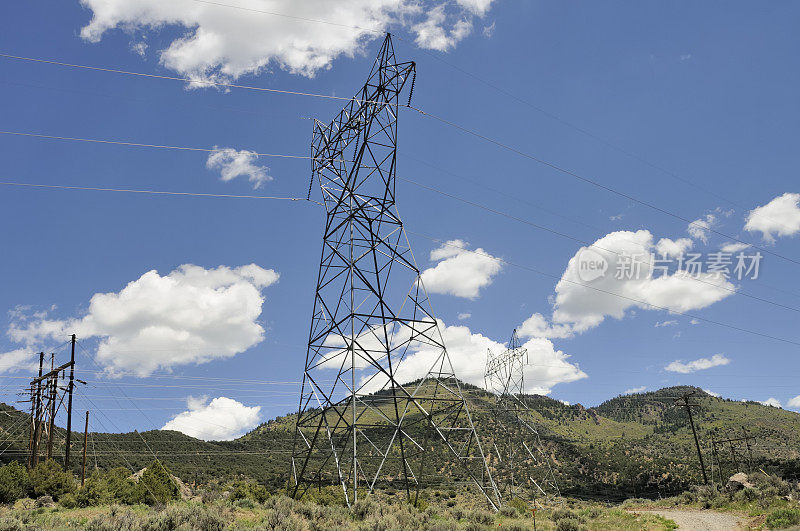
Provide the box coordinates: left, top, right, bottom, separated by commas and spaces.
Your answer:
420, 240, 502, 299
206, 148, 271, 188
609, 214, 623, 221
788, 395, 800, 409
703, 388, 720, 397
665, 353, 730, 374
744, 193, 800, 243
5, 264, 279, 377
654, 320, 678, 327
623, 386, 646, 395
0, 349, 37, 374
456, 0, 495, 16
413, 5, 473, 51
457, 312, 471, 320
655, 238, 693, 258
482, 21, 496, 38
690, 319, 700, 325
759, 397, 782, 408
688, 214, 717, 243
162, 396, 261, 440
79, 0, 495, 83
679, 53, 692, 61
518, 230, 735, 338
720, 242, 751, 253
130, 41, 147, 57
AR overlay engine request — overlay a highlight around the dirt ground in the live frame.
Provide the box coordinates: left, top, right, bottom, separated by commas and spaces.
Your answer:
639, 509, 744, 530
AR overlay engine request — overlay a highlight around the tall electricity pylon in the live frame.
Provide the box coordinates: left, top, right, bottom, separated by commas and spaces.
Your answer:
484, 329, 560, 505
289, 34, 500, 509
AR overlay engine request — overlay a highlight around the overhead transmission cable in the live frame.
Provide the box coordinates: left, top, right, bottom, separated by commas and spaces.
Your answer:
406, 232, 800, 349
406, 106, 800, 268
91, 0, 796, 235
0, 130, 330, 160
2, 51, 796, 267
3, 175, 800, 345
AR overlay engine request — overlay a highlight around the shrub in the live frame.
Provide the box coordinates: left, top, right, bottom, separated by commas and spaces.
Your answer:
0, 462, 30, 503
766, 508, 800, 529
229, 480, 269, 504
29, 460, 75, 500
59, 493, 78, 509
136, 461, 180, 505
555, 517, 583, 531
503, 497, 530, 516
0, 516, 24, 531
77, 468, 141, 506
467, 510, 494, 525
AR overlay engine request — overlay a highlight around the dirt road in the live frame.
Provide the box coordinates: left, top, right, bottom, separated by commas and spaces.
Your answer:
642, 509, 743, 530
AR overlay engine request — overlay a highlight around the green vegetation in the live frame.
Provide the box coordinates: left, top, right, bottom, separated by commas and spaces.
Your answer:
0, 384, 799, 528
0, 494, 681, 530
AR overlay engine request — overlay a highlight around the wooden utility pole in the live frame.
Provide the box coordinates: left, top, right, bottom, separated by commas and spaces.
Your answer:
81, 411, 89, 486
46, 354, 57, 460
29, 352, 44, 468
64, 334, 76, 471
675, 391, 708, 484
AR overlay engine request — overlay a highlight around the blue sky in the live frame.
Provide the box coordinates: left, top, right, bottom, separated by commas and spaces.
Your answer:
1, 1, 799, 440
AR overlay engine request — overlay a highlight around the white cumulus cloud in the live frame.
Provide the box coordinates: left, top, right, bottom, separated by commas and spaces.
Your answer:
759, 397, 781, 408
664, 354, 730, 374
420, 240, 502, 299
656, 238, 693, 258
518, 230, 735, 338
206, 148, 271, 188
351, 320, 586, 396
79, 0, 495, 83
162, 396, 261, 440
6, 264, 279, 377
745, 192, 800, 243
788, 395, 800, 409
623, 386, 646, 395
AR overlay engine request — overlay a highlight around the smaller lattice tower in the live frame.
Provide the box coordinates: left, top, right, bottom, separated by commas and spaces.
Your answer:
484, 329, 560, 506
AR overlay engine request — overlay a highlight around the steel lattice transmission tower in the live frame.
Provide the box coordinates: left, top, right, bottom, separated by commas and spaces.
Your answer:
484, 329, 560, 505
289, 34, 500, 509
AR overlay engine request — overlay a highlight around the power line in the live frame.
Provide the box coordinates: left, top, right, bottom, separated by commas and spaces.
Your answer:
0, 181, 311, 202
0, 53, 398, 106
391, 38, 800, 238
1, 179, 798, 349
407, 232, 800, 349
407, 106, 800, 268
0, 130, 324, 160
7, 123, 796, 310
5, 49, 796, 268
401, 177, 800, 315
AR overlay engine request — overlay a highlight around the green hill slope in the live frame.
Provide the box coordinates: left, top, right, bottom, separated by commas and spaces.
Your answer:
2, 384, 798, 500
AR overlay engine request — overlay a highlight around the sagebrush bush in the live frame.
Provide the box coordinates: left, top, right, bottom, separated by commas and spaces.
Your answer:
765, 508, 800, 529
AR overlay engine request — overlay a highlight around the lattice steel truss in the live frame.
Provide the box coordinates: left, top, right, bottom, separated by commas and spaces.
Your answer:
289, 34, 500, 509
484, 329, 560, 505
